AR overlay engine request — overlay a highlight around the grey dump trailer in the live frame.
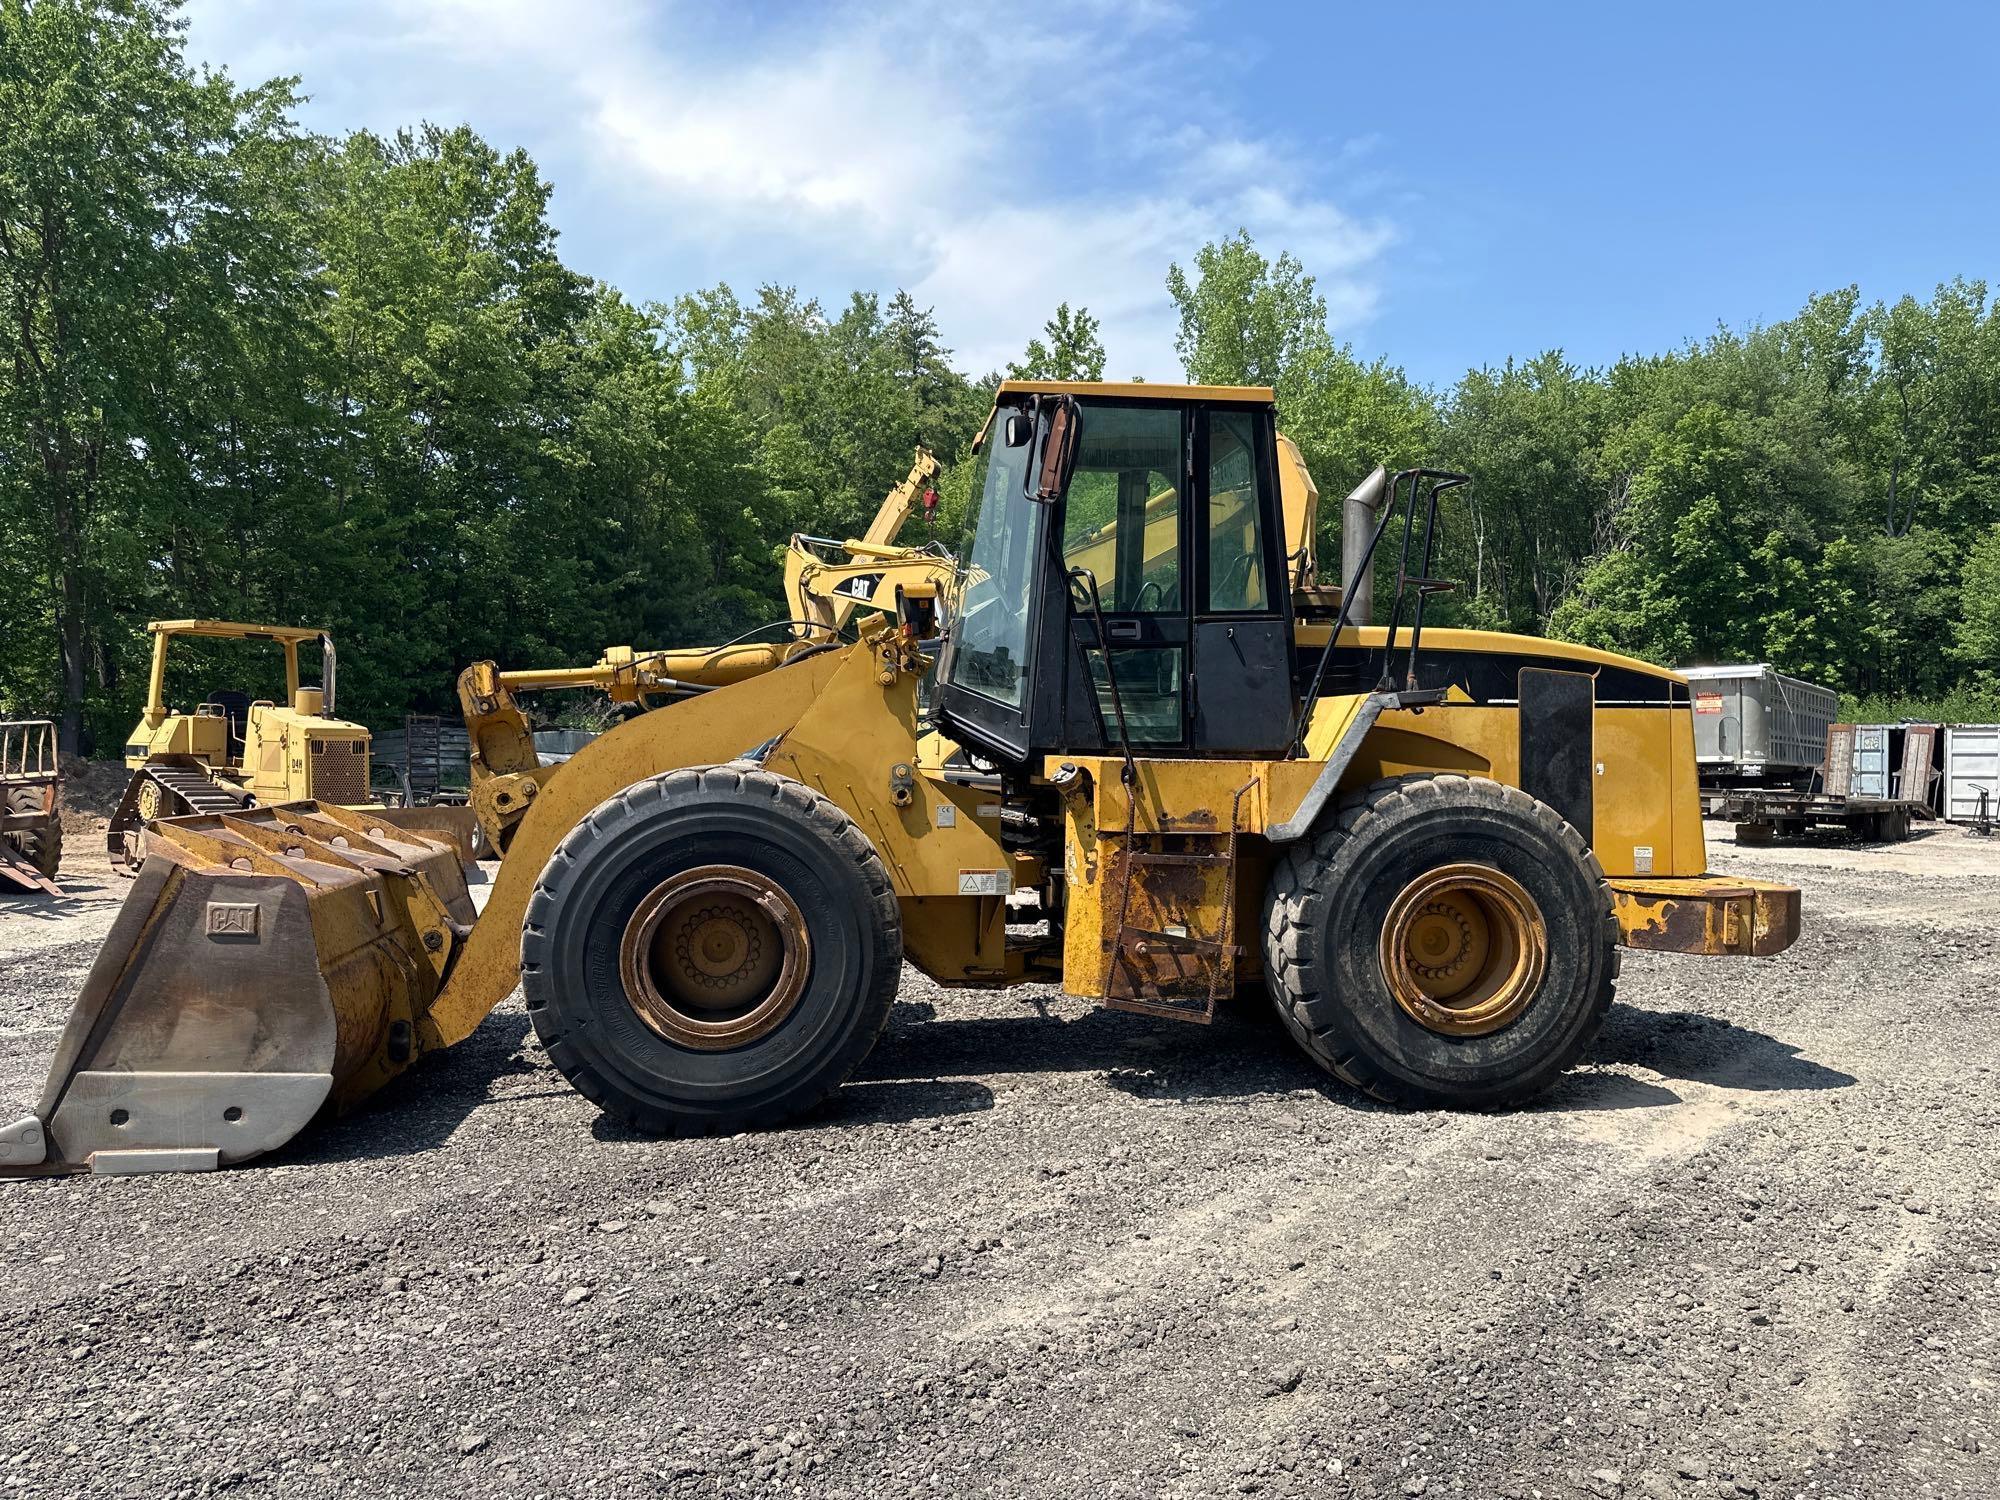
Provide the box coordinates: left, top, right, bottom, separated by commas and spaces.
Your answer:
1682, 667, 1936, 844
1681, 664, 1837, 789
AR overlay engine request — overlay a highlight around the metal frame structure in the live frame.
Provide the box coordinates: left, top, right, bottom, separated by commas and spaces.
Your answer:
0, 720, 62, 895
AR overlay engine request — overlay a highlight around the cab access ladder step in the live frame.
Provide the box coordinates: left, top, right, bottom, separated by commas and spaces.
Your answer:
1102, 782, 1257, 1026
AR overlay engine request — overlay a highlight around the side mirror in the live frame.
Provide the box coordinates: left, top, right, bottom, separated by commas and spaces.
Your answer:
1032, 400, 1077, 502
1004, 411, 1034, 448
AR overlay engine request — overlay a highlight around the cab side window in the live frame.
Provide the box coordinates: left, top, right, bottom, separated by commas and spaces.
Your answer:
1206, 410, 1266, 611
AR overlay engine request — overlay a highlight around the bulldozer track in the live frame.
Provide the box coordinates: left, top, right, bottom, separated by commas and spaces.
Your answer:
142, 765, 252, 817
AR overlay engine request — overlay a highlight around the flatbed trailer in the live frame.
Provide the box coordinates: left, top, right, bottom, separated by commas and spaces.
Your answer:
1702, 786, 1928, 844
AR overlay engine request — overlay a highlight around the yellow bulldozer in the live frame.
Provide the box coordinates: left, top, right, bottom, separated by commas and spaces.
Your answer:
106, 618, 485, 871
107, 620, 372, 868
0, 382, 1801, 1175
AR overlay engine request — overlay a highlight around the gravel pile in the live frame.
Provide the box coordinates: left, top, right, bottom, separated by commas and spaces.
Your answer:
0, 830, 1993, 1498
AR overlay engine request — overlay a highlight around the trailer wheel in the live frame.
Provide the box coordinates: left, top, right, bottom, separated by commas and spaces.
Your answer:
1262, 774, 1617, 1108
3, 786, 60, 879
522, 764, 901, 1135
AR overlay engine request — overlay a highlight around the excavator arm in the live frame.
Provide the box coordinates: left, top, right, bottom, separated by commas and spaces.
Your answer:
782, 447, 951, 639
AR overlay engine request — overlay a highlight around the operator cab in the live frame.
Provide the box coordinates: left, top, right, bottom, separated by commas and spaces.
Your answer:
933, 382, 1296, 768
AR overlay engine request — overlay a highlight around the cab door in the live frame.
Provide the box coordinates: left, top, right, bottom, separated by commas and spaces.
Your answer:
1189, 405, 1294, 755
1057, 401, 1192, 750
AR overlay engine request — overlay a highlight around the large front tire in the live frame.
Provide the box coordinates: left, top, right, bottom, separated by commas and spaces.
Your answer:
1263, 774, 1617, 1107
522, 764, 901, 1134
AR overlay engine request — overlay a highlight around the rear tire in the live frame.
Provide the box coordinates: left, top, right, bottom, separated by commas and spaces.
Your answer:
1262, 774, 1617, 1108
521, 764, 901, 1134
4, 786, 60, 879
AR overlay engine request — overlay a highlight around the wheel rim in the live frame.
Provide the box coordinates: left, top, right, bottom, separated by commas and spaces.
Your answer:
1379, 862, 1547, 1036
618, 864, 811, 1050
136, 780, 162, 822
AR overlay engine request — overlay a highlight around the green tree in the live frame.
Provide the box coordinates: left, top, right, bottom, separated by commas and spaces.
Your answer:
1957, 524, 2000, 689
1166, 231, 1334, 389
0, 0, 317, 750
1008, 303, 1106, 382
1437, 353, 1611, 631
667, 282, 983, 550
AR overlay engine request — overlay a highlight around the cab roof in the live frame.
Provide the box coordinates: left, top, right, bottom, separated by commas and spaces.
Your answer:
994, 379, 1276, 405
146, 620, 328, 642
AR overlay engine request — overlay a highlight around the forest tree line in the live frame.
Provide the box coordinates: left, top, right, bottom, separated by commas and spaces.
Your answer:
2, 1, 1996, 754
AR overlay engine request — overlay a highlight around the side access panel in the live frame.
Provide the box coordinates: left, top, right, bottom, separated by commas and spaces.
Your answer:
1192, 619, 1292, 754
1518, 667, 1594, 841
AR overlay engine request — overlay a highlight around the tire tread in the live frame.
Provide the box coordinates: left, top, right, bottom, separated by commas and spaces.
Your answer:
1261, 773, 1617, 1107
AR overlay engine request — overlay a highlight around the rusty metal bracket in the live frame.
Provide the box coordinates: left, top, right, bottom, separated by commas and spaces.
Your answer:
1608, 875, 1802, 957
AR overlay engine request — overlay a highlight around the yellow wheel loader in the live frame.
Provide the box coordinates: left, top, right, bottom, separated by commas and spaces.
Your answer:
0, 382, 1801, 1175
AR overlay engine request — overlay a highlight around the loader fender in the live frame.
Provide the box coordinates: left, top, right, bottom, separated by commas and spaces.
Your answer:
420, 648, 849, 1048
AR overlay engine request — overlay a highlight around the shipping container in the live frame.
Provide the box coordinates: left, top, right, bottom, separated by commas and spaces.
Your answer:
1832, 722, 1941, 807
1679, 664, 1838, 786
1943, 724, 2000, 823
1848, 725, 1892, 799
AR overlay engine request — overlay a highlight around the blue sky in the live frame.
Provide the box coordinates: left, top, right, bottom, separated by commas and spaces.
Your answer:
184, 0, 2000, 389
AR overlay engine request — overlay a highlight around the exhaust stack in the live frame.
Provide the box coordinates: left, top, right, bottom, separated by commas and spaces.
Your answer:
1341, 465, 1388, 625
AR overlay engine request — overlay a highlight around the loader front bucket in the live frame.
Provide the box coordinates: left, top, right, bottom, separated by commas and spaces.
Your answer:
0, 802, 474, 1175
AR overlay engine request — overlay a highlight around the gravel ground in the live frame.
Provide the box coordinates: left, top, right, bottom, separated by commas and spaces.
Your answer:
0, 823, 1994, 1499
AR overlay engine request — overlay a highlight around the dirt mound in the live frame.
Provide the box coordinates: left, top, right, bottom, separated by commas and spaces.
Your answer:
57, 756, 128, 836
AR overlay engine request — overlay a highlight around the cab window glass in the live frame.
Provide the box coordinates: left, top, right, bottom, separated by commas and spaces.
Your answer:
1206, 410, 1266, 610
1084, 646, 1183, 743
1060, 405, 1181, 613
947, 416, 1038, 707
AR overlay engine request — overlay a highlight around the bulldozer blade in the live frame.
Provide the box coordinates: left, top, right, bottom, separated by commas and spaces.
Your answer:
0, 802, 474, 1175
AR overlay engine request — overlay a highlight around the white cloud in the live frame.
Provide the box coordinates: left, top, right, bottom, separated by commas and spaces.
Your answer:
184, 0, 1393, 379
